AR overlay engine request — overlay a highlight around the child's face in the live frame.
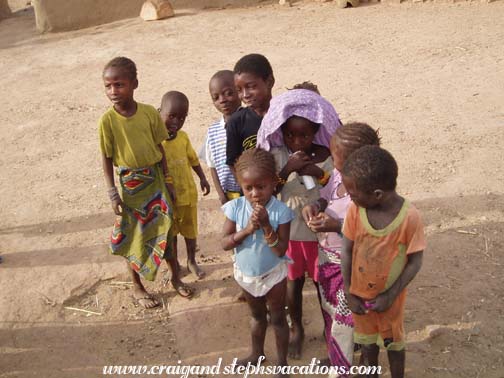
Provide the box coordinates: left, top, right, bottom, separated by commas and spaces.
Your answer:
239, 167, 277, 207
330, 137, 346, 172
282, 116, 317, 154
209, 77, 241, 117
103, 67, 137, 107
342, 175, 380, 209
160, 98, 188, 140
234, 72, 272, 112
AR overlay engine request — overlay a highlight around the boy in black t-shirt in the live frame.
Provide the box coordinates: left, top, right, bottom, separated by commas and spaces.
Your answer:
226, 53, 275, 167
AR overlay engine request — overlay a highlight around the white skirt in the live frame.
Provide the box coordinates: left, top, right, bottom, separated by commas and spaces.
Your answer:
234, 261, 288, 298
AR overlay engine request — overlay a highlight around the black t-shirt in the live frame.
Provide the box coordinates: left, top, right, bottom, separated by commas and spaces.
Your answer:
225, 107, 263, 166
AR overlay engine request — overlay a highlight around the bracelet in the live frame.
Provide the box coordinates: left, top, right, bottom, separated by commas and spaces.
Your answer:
263, 228, 274, 240
318, 171, 331, 186
108, 186, 120, 202
165, 175, 174, 184
277, 175, 287, 185
267, 236, 279, 248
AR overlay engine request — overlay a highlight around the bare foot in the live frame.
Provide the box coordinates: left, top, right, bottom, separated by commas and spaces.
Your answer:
187, 260, 205, 279
236, 354, 266, 367
133, 288, 160, 309
171, 279, 194, 298
288, 328, 304, 359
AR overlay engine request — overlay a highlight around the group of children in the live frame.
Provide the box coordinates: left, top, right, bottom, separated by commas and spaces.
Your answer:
99, 53, 426, 378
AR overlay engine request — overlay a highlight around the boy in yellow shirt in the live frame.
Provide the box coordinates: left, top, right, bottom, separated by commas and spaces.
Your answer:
160, 91, 210, 286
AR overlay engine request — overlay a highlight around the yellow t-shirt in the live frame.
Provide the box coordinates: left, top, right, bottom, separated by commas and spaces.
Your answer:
99, 103, 168, 168
161, 130, 200, 206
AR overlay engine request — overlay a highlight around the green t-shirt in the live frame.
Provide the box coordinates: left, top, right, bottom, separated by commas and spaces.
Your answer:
99, 103, 168, 168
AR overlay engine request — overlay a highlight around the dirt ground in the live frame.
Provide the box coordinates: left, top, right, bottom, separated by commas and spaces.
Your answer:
1, 1, 503, 377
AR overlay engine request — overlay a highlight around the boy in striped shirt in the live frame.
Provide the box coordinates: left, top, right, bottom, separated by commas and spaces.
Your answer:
205, 70, 242, 204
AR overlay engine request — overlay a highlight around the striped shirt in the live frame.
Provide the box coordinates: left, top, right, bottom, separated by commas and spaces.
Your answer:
205, 118, 241, 193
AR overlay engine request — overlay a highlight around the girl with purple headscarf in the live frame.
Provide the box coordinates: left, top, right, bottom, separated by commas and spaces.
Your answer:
257, 88, 341, 360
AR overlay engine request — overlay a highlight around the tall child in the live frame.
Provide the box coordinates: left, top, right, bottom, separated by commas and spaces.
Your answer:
221, 148, 294, 376
99, 57, 185, 308
302, 123, 381, 371
205, 70, 242, 204
226, 53, 275, 168
341, 146, 425, 378
160, 91, 210, 281
257, 88, 341, 359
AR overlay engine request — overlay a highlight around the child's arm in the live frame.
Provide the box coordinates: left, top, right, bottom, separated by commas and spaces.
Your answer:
253, 205, 290, 257
102, 154, 123, 215
158, 144, 176, 203
221, 217, 257, 251
342, 236, 367, 315
368, 251, 423, 313
210, 168, 228, 204
191, 164, 210, 196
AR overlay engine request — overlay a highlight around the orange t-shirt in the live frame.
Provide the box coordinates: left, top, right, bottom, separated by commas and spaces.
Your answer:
342, 200, 426, 300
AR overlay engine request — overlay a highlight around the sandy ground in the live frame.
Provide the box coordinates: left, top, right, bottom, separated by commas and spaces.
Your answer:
1, 1, 504, 377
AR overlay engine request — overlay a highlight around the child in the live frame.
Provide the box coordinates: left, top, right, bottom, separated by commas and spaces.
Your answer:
302, 123, 381, 371
221, 148, 294, 376
99, 57, 185, 308
257, 88, 341, 359
205, 70, 242, 204
226, 53, 275, 168
341, 146, 425, 378
160, 91, 210, 281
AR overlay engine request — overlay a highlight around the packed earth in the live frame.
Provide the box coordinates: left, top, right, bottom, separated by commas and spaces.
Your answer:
1, 0, 503, 377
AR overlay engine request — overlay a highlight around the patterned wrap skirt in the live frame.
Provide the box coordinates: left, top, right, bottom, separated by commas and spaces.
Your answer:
109, 164, 173, 281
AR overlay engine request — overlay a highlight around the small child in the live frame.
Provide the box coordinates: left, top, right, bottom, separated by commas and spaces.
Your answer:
99, 57, 181, 309
341, 146, 425, 378
226, 53, 275, 168
205, 70, 242, 204
302, 123, 381, 371
257, 88, 341, 359
160, 91, 210, 282
221, 148, 294, 376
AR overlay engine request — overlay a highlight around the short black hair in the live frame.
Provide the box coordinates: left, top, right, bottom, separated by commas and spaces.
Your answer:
160, 90, 189, 109
333, 122, 381, 160
342, 145, 398, 192
234, 53, 273, 81
289, 81, 320, 94
103, 57, 137, 81
210, 70, 235, 85
235, 148, 276, 183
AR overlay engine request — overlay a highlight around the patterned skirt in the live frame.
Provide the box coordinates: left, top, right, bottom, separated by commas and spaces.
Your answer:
318, 246, 354, 370
110, 164, 173, 281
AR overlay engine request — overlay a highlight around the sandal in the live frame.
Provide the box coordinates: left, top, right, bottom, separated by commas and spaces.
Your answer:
171, 280, 194, 298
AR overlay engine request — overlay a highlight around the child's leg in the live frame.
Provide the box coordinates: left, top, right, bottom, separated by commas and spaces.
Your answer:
239, 290, 268, 365
266, 278, 289, 370
387, 349, 405, 378
360, 344, 380, 378
128, 262, 159, 309
287, 276, 305, 359
185, 237, 205, 279
165, 240, 193, 298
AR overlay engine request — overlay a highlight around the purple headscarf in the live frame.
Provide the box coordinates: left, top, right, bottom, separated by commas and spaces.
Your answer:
256, 89, 341, 151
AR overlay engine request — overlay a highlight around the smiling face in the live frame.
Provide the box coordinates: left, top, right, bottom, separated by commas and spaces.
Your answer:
160, 96, 188, 140
238, 166, 277, 207
282, 116, 318, 154
103, 67, 137, 109
209, 76, 241, 118
234, 72, 273, 114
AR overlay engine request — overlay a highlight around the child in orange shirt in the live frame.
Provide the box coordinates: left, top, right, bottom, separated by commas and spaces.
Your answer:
341, 146, 425, 378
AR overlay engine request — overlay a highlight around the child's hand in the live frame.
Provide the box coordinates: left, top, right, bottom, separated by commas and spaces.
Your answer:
245, 216, 260, 234
366, 292, 394, 313
111, 197, 124, 216
345, 292, 368, 315
302, 203, 320, 224
298, 163, 323, 179
165, 183, 176, 204
285, 151, 311, 173
253, 204, 270, 228
200, 178, 210, 196
308, 213, 342, 233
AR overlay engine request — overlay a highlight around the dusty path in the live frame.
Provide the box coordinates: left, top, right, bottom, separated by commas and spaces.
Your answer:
1, 1, 503, 377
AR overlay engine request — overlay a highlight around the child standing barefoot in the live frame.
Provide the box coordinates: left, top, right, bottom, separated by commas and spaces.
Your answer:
221, 148, 294, 376
257, 88, 341, 359
160, 91, 210, 281
302, 123, 380, 371
205, 70, 242, 204
99, 57, 178, 308
341, 146, 426, 378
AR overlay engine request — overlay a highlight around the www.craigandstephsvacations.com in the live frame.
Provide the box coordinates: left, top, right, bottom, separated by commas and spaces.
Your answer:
102, 357, 382, 377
